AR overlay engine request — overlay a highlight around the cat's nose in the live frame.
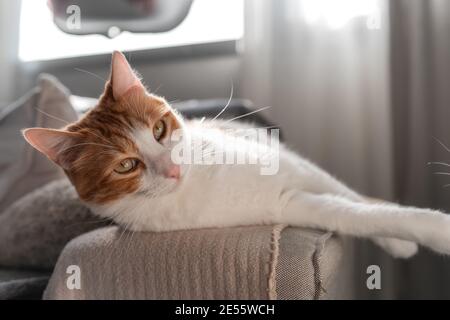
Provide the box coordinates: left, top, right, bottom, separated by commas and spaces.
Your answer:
165, 164, 180, 180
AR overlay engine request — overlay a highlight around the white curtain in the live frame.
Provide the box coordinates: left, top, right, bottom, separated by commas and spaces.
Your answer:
242, 0, 450, 299
389, 0, 450, 299
242, 0, 393, 200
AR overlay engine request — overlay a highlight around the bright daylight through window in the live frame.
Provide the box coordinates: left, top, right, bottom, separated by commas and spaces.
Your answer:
19, 0, 244, 62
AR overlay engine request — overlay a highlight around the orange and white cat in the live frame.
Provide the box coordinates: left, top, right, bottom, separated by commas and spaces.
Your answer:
23, 51, 450, 259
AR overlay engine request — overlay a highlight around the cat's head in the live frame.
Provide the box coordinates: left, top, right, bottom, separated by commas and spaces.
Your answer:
23, 51, 186, 206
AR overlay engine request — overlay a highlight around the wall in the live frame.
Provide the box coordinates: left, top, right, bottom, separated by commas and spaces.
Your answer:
0, 0, 21, 106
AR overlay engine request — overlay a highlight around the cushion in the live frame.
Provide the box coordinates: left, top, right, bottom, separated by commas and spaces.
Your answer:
0, 74, 78, 212
0, 268, 50, 300
43, 226, 343, 300
0, 179, 110, 270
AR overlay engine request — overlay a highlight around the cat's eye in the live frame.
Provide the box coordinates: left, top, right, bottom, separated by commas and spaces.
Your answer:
153, 119, 166, 141
114, 158, 139, 174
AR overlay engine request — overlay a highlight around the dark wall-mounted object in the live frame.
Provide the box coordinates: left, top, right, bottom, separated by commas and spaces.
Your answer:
48, 0, 194, 38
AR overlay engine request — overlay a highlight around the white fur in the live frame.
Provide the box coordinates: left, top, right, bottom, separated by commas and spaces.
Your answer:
93, 119, 450, 259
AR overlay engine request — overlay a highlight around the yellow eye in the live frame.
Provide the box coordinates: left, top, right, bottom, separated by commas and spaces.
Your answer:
153, 119, 166, 141
114, 158, 138, 174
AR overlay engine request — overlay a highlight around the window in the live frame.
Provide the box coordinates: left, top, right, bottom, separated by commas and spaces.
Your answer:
19, 0, 244, 62
302, 0, 381, 30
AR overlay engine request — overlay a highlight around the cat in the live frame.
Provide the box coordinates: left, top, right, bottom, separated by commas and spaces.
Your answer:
22, 51, 450, 259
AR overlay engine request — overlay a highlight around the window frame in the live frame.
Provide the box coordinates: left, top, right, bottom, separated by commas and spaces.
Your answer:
20, 39, 242, 71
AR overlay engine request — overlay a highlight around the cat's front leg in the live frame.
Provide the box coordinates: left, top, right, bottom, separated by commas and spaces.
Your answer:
361, 197, 418, 258
279, 191, 450, 257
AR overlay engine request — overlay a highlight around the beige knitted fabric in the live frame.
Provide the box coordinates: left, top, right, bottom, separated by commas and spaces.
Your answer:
276, 228, 343, 299
44, 226, 343, 300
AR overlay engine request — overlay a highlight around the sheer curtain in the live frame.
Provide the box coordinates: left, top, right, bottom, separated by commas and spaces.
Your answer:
242, 0, 450, 298
390, 0, 450, 299
241, 0, 395, 298
242, 0, 393, 199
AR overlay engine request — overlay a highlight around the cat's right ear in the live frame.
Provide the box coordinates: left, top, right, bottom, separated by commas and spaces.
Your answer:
109, 51, 144, 101
22, 128, 80, 170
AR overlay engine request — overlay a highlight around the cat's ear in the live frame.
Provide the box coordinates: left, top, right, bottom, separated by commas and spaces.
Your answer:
22, 128, 80, 170
110, 51, 144, 100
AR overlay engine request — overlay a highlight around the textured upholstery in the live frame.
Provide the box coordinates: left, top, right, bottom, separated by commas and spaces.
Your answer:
276, 228, 344, 299
43, 226, 343, 300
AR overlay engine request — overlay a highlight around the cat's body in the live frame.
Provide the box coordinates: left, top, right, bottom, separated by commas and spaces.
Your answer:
23, 51, 450, 259
95, 118, 361, 232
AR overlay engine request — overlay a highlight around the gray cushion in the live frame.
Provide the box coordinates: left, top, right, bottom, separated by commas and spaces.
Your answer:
0, 179, 110, 270
0, 268, 50, 300
0, 74, 78, 212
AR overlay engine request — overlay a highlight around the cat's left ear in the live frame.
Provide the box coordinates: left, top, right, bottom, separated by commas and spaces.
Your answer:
110, 51, 144, 101
22, 128, 80, 170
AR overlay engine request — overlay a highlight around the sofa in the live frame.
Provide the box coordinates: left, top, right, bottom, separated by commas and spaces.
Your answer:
0, 74, 350, 300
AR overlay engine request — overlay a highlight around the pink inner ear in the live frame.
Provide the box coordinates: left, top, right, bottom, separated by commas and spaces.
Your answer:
23, 128, 61, 161
22, 128, 77, 169
111, 51, 143, 100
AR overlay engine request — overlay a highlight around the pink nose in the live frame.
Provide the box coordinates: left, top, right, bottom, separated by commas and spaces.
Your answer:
166, 165, 180, 180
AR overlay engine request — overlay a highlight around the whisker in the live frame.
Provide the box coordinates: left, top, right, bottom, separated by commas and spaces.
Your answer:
124, 202, 147, 252
201, 149, 224, 157
152, 84, 163, 95
117, 227, 130, 246
34, 107, 70, 125
433, 136, 450, 153
74, 68, 106, 82
35, 107, 115, 148
224, 106, 272, 124
433, 172, 450, 176
428, 162, 450, 167
83, 130, 115, 146
64, 217, 114, 228
60, 142, 117, 154
212, 81, 234, 121
115, 212, 135, 245
226, 125, 281, 132
201, 152, 223, 158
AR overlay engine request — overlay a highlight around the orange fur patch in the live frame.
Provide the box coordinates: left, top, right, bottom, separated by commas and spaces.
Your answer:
61, 82, 181, 204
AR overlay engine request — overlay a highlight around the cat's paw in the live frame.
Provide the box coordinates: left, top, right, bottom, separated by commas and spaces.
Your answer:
372, 237, 419, 259
420, 213, 450, 256
425, 232, 450, 256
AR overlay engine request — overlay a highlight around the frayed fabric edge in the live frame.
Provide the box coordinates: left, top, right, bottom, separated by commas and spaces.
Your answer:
268, 224, 287, 300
